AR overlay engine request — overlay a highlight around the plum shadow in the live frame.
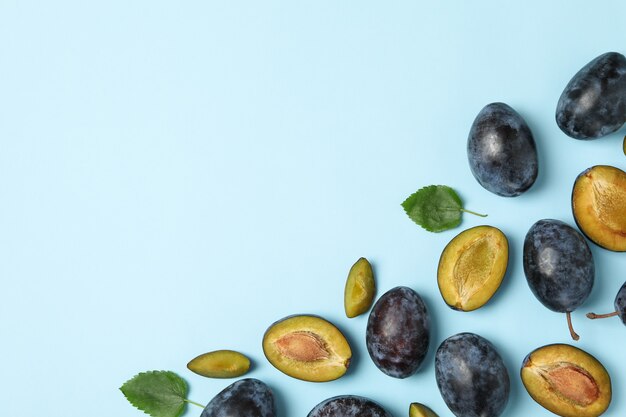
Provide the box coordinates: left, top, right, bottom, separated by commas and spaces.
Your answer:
338, 318, 363, 378
269, 381, 292, 417
416, 290, 440, 378
514, 105, 552, 197
583, 244, 615, 307
491, 337, 525, 417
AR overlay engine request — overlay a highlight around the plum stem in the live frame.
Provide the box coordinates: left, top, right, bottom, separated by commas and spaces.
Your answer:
184, 399, 206, 409
566, 312, 580, 341
587, 311, 619, 319
460, 208, 488, 218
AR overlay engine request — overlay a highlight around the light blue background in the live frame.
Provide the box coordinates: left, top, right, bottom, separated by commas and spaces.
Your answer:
1, 1, 625, 416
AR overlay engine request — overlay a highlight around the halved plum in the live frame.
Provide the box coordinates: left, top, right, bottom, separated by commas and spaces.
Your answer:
572, 165, 626, 252
262, 315, 351, 382
521, 344, 611, 417
437, 226, 508, 311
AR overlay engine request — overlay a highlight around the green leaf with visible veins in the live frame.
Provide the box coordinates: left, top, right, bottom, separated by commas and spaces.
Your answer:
401, 185, 486, 232
120, 371, 189, 417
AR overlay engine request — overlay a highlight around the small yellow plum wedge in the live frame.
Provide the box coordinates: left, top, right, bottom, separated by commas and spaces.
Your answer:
344, 257, 375, 318
409, 402, 439, 417
187, 350, 250, 378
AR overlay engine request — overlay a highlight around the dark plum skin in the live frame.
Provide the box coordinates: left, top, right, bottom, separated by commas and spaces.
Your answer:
307, 395, 392, 417
201, 378, 275, 417
467, 102, 538, 197
614, 282, 626, 324
435, 333, 510, 417
366, 286, 430, 378
556, 52, 626, 139
523, 219, 594, 312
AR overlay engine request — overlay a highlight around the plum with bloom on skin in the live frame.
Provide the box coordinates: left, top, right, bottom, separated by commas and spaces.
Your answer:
435, 333, 510, 417
523, 219, 594, 340
201, 379, 275, 417
588, 281, 626, 325
467, 102, 538, 197
307, 396, 392, 417
366, 286, 430, 378
556, 52, 626, 139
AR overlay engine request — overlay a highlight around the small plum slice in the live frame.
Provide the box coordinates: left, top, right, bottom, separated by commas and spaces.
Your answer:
262, 315, 351, 382
438, 226, 508, 311
587, 281, 626, 325
521, 344, 611, 417
572, 165, 626, 252
307, 395, 392, 417
344, 257, 375, 318
187, 350, 250, 378
410, 403, 439, 417
201, 378, 275, 417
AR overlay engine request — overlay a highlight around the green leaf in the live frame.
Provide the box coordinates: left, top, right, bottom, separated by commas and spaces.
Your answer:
401, 185, 486, 232
120, 371, 189, 417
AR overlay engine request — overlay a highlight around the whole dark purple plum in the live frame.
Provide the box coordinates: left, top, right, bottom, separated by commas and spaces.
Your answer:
307, 395, 392, 417
201, 378, 275, 417
366, 286, 430, 378
523, 219, 594, 340
467, 102, 538, 197
588, 281, 626, 325
617, 284, 626, 324
435, 333, 510, 417
556, 52, 626, 139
